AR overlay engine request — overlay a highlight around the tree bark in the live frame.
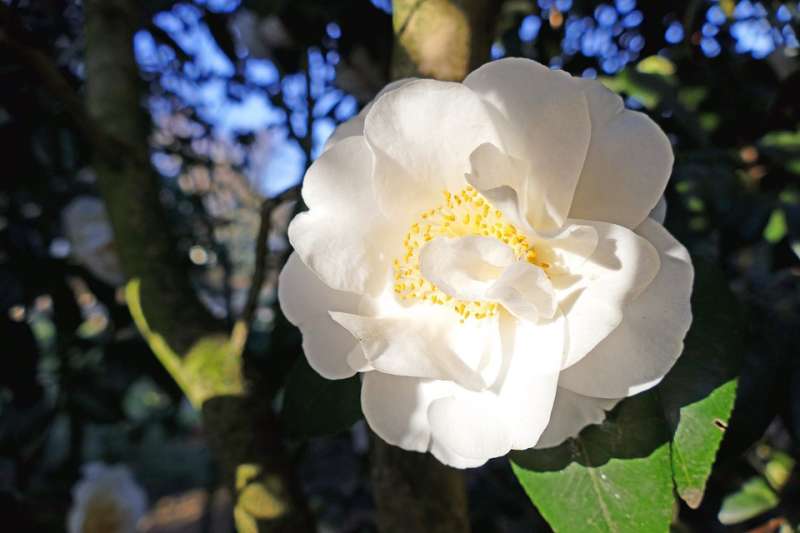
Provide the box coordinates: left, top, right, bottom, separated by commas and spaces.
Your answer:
83, 0, 218, 352
369, 2, 501, 532
82, 2, 314, 531
391, 0, 500, 81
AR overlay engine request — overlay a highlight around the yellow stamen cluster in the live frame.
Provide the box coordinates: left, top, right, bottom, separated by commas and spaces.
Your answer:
393, 186, 549, 321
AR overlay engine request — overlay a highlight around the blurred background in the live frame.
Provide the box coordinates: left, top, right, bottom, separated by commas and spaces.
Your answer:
1, 0, 799, 531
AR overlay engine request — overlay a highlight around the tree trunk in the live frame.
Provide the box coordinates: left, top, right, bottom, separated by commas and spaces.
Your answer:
369, 2, 501, 532
391, 0, 500, 81
83, 2, 314, 531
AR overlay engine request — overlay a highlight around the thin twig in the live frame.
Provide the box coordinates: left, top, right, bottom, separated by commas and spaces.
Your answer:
240, 185, 301, 331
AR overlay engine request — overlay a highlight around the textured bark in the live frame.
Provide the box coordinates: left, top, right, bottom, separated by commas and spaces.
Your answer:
369, 2, 501, 532
391, 0, 500, 81
83, 0, 218, 353
83, 2, 314, 531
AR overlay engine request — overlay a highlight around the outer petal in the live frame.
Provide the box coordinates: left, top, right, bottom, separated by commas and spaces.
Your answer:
424, 313, 566, 466
322, 79, 414, 153
535, 388, 621, 449
364, 79, 506, 220
464, 58, 592, 231
288, 135, 393, 295
428, 393, 513, 468
556, 220, 661, 369
278, 253, 361, 379
559, 219, 694, 398
569, 79, 674, 228
331, 309, 502, 391
494, 313, 565, 449
361, 372, 455, 453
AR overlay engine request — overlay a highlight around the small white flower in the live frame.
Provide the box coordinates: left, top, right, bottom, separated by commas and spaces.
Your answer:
279, 58, 693, 468
67, 462, 147, 533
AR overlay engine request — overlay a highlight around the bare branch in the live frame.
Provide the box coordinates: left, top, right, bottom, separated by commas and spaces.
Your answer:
240, 185, 301, 331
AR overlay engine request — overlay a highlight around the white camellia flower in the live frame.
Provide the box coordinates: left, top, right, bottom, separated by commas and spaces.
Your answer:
279, 58, 693, 468
67, 462, 147, 533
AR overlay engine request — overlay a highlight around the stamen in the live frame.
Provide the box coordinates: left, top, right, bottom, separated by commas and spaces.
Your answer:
393, 186, 549, 321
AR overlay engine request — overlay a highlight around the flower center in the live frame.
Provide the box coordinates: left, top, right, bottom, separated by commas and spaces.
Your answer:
393, 186, 549, 321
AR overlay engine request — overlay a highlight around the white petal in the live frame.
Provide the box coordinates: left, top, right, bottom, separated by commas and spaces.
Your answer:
569, 79, 674, 228
278, 253, 361, 379
361, 372, 455, 453
322, 79, 414, 153
466, 143, 533, 230
464, 58, 592, 231
535, 387, 621, 449
419, 235, 514, 301
558, 219, 693, 398
330, 310, 501, 391
494, 313, 564, 449
288, 135, 393, 295
364, 79, 505, 220
486, 261, 556, 322
556, 221, 661, 369
428, 393, 513, 468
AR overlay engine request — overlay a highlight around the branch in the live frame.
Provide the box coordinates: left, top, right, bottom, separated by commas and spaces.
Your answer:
240, 185, 301, 332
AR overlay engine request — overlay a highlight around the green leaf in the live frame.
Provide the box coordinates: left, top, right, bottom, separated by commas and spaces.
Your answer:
765, 451, 795, 491
763, 209, 788, 243
281, 357, 362, 438
718, 477, 779, 525
637, 56, 676, 77
511, 392, 674, 533
511, 260, 742, 531
659, 260, 742, 507
125, 279, 244, 409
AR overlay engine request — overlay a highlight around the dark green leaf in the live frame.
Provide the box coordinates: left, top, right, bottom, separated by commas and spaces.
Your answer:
511, 392, 674, 533
281, 357, 362, 439
511, 260, 742, 530
660, 260, 742, 508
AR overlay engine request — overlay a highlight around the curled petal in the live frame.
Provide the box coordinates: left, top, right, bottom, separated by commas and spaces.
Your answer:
419, 235, 514, 301
486, 262, 556, 322
555, 221, 661, 369
465, 58, 592, 231
558, 219, 694, 398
